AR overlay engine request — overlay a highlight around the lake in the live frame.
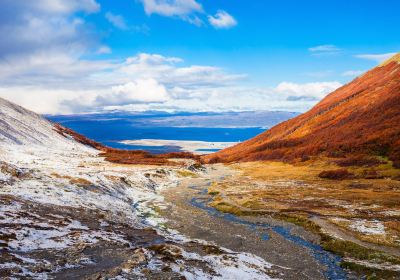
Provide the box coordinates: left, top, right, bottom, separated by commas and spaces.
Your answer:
47, 111, 296, 154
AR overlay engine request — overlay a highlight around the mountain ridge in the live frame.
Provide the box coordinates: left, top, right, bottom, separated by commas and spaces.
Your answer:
203, 53, 400, 166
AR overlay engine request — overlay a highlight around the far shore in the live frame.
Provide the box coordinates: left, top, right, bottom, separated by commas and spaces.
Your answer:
120, 139, 238, 154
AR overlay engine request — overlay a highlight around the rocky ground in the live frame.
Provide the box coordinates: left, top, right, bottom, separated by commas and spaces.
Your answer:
160, 165, 340, 280
0, 143, 284, 279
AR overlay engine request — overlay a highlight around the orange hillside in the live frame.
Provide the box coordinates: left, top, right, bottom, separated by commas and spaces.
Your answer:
203, 53, 400, 166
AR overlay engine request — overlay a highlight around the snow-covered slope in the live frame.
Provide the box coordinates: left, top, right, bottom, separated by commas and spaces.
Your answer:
0, 98, 282, 279
0, 97, 81, 147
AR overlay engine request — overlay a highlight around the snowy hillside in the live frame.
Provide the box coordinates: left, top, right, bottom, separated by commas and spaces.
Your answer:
0, 98, 282, 279
0, 97, 84, 148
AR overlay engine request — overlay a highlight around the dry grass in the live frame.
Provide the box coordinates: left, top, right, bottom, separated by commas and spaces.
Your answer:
208, 160, 400, 246
51, 173, 93, 187
206, 160, 400, 276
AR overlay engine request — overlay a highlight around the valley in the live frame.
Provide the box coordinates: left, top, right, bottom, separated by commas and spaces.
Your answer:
1, 1, 399, 279
1, 53, 400, 279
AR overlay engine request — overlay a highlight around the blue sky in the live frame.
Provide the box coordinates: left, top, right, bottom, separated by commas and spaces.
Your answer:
0, 0, 399, 114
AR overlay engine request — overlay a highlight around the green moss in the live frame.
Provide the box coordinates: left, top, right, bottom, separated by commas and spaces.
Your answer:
208, 191, 220, 196
176, 170, 198, 178
212, 202, 243, 216
275, 213, 400, 278
275, 213, 322, 234
341, 261, 400, 280
322, 238, 400, 265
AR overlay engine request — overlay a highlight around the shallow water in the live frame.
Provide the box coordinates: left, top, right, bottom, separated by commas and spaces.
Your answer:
188, 184, 348, 280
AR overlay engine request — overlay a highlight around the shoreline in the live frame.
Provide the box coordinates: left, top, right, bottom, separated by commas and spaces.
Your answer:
120, 139, 238, 154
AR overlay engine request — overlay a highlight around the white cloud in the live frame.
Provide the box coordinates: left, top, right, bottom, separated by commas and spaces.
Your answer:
95, 79, 169, 106
10, 0, 101, 15
0, 1, 342, 117
275, 81, 342, 100
0, 1, 348, 115
208, 10, 237, 29
0, 48, 342, 114
0, 0, 101, 74
96, 46, 112, 55
0, 51, 113, 87
355, 53, 397, 63
105, 12, 128, 30
141, 0, 203, 16
115, 53, 245, 88
139, 0, 237, 28
308, 45, 341, 55
0, 86, 100, 115
342, 70, 364, 77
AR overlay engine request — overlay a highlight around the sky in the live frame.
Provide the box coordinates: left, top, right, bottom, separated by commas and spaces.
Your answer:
0, 0, 399, 115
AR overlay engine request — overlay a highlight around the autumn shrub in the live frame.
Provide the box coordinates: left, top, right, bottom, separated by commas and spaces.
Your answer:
334, 155, 386, 167
318, 169, 354, 180
360, 169, 383, 179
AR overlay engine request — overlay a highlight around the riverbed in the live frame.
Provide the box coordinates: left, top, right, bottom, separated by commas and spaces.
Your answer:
160, 164, 353, 280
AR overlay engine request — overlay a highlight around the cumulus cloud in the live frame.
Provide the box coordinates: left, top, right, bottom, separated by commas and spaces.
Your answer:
0, 47, 342, 114
208, 10, 237, 29
355, 53, 397, 63
0, 2, 339, 114
308, 45, 341, 55
96, 79, 169, 106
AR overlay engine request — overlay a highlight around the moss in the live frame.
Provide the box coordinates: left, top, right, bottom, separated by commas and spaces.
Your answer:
274, 213, 322, 234
341, 261, 400, 280
211, 201, 243, 216
208, 191, 220, 196
176, 170, 198, 178
321, 238, 400, 265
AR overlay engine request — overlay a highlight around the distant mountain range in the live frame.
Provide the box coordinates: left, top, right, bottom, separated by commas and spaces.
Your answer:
204, 53, 400, 166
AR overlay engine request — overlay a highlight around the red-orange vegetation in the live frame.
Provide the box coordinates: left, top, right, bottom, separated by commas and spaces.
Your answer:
318, 169, 354, 180
334, 155, 386, 167
99, 148, 200, 166
54, 123, 104, 150
203, 54, 400, 164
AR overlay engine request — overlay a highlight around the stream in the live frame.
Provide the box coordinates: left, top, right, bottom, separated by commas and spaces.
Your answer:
188, 183, 348, 280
